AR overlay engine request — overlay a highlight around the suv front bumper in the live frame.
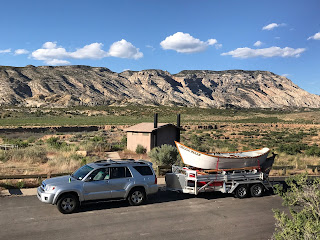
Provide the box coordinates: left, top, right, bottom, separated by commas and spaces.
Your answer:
37, 186, 55, 204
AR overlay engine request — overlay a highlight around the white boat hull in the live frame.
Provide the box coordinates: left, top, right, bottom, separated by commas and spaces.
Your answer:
175, 142, 270, 170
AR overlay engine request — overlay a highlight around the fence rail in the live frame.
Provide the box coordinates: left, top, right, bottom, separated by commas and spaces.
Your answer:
0, 144, 18, 150
0, 173, 71, 180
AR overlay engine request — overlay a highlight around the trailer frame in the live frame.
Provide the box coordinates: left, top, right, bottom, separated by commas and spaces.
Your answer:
165, 166, 272, 197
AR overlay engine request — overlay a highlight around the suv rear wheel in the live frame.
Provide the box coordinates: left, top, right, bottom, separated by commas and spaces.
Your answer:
128, 188, 146, 206
57, 193, 79, 214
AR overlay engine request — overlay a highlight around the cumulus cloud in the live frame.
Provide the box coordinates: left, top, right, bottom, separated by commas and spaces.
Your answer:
14, 49, 29, 55
253, 41, 263, 47
31, 42, 70, 64
207, 39, 217, 45
70, 43, 108, 59
0, 48, 11, 53
46, 59, 71, 65
221, 46, 306, 58
160, 32, 221, 53
262, 23, 286, 31
31, 40, 142, 65
308, 32, 320, 40
108, 39, 143, 59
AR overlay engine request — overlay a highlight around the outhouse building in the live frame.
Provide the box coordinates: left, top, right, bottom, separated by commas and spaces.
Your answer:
124, 114, 183, 152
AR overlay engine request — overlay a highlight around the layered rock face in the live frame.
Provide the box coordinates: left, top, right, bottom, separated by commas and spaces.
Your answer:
0, 65, 319, 108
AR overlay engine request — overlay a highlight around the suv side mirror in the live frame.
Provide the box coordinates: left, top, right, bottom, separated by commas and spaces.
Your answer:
85, 177, 92, 182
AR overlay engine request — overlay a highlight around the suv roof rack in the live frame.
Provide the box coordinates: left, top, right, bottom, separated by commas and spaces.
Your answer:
94, 159, 141, 165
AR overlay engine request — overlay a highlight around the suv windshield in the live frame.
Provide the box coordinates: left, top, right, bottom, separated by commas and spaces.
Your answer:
71, 165, 94, 180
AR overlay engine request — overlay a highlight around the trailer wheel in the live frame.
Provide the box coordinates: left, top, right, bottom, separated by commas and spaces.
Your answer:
250, 184, 264, 197
234, 185, 248, 199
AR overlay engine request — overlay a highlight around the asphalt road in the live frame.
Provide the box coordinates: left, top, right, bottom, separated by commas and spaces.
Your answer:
0, 189, 286, 240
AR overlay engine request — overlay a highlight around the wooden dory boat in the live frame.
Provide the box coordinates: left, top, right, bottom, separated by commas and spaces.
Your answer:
175, 141, 270, 170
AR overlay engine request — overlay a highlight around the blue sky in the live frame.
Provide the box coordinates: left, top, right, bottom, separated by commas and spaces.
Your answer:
0, 0, 320, 94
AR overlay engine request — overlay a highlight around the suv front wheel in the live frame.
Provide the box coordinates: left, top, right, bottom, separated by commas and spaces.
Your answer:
57, 193, 79, 214
128, 188, 146, 206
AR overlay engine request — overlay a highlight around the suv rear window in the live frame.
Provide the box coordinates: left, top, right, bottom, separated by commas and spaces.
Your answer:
133, 166, 153, 176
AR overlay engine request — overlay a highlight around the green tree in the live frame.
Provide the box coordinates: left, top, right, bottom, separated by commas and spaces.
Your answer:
273, 174, 320, 240
148, 144, 181, 166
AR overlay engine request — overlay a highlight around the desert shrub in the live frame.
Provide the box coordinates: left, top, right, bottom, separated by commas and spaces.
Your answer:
3, 138, 28, 148
5, 146, 47, 163
46, 137, 64, 149
148, 144, 181, 166
305, 144, 320, 157
136, 144, 146, 154
278, 143, 307, 155
0, 150, 8, 162
27, 136, 37, 144
190, 134, 202, 146
91, 136, 104, 142
121, 135, 127, 145
273, 174, 320, 239
79, 141, 106, 152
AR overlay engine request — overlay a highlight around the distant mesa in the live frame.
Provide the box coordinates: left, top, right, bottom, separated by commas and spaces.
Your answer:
0, 65, 319, 108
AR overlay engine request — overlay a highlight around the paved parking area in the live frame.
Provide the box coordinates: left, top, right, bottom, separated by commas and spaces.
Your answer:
0, 189, 286, 240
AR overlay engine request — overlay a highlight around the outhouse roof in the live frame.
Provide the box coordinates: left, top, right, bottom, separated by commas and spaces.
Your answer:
124, 122, 183, 133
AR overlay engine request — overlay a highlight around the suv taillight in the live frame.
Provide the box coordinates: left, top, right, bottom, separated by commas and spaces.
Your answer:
155, 176, 157, 184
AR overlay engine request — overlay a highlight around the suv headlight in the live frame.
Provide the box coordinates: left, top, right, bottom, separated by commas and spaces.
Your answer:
45, 185, 56, 192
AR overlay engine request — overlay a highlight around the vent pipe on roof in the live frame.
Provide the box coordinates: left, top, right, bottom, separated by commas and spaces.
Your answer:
154, 113, 158, 129
176, 114, 181, 142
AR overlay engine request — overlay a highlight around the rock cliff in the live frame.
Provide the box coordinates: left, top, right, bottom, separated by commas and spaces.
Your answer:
0, 65, 319, 108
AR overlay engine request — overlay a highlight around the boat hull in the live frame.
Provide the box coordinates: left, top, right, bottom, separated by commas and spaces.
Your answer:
175, 142, 270, 170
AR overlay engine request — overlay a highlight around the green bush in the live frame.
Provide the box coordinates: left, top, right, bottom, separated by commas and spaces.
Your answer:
0, 150, 8, 162
278, 143, 307, 155
135, 144, 146, 154
91, 136, 104, 142
148, 144, 181, 166
273, 174, 320, 239
46, 137, 63, 149
305, 144, 320, 157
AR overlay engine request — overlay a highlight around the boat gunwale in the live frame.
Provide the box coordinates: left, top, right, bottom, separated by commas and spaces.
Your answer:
175, 141, 270, 159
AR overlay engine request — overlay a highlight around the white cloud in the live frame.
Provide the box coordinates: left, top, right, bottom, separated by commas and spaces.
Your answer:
108, 39, 143, 59
221, 46, 306, 58
31, 40, 143, 65
31, 42, 69, 64
0, 48, 11, 53
282, 73, 290, 77
308, 32, 320, 40
70, 43, 108, 59
14, 49, 29, 55
146, 45, 155, 51
42, 42, 58, 49
262, 23, 286, 31
46, 59, 71, 65
253, 41, 263, 47
215, 43, 223, 49
160, 32, 220, 53
207, 39, 217, 45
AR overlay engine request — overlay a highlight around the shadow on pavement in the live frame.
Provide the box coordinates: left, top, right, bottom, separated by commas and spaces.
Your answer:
77, 185, 278, 214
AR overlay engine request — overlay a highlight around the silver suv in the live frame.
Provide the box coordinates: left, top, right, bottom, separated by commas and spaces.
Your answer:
37, 159, 158, 214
